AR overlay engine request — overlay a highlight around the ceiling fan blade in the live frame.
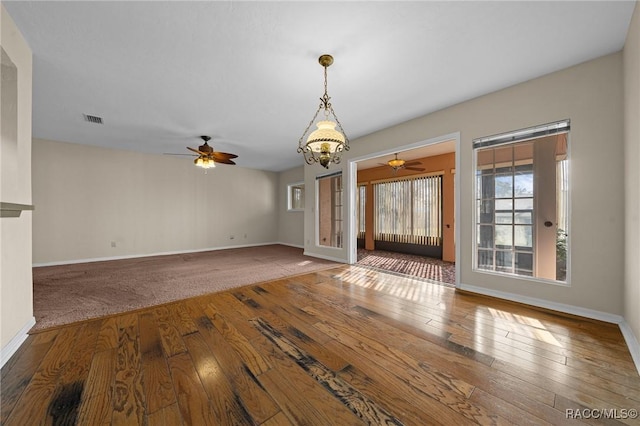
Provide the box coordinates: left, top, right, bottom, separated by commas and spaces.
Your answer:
404, 161, 421, 167
164, 153, 196, 156
212, 152, 238, 160
405, 167, 425, 171
187, 146, 204, 155
213, 158, 236, 165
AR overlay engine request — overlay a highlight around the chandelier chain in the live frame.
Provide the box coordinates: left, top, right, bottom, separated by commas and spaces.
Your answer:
320, 64, 332, 114
324, 65, 328, 98
297, 54, 349, 168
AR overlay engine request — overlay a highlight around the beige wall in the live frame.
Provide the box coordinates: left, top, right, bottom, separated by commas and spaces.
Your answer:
305, 52, 625, 316
32, 139, 279, 264
277, 166, 304, 247
624, 2, 640, 357
0, 4, 33, 351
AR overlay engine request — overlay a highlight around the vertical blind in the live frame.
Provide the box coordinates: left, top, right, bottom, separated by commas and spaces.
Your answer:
357, 185, 366, 239
373, 175, 442, 246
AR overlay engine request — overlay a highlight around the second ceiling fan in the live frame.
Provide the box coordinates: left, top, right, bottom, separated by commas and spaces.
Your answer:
380, 153, 425, 174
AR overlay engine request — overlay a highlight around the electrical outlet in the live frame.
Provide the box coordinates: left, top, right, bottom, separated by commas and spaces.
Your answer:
111, 241, 116, 248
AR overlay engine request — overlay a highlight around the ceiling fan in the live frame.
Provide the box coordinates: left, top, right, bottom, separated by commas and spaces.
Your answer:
165, 136, 238, 168
380, 153, 425, 173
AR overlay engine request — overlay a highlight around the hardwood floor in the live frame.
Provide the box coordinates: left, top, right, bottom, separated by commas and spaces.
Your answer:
2, 265, 639, 425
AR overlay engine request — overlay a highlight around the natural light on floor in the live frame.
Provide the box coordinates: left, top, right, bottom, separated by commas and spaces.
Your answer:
334, 267, 451, 303
484, 307, 563, 347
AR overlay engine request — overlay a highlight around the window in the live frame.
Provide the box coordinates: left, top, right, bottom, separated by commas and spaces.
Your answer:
287, 182, 304, 211
373, 175, 442, 246
474, 120, 570, 282
357, 185, 366, 240
317, 173, 342, 248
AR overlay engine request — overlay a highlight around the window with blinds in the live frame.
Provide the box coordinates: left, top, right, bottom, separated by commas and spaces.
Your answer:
357, 185, 366, 239
373, 175, 442, 246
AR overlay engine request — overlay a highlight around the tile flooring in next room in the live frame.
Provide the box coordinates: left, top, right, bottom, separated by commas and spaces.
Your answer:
357, 249, 456, 286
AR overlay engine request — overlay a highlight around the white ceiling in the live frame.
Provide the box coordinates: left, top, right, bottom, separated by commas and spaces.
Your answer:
3, 1, 635, 171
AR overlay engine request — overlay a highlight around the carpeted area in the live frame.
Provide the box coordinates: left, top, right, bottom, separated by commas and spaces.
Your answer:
357, 249, 456, 286
31, 244, 339, 331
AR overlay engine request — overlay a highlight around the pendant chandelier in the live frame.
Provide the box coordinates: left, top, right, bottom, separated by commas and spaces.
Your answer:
297, 54, 350, 169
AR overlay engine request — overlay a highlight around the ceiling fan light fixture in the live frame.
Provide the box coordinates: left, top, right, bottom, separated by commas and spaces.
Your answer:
194, 156, 215, 169
298, 54, 350, 169
388, 158, 405, 168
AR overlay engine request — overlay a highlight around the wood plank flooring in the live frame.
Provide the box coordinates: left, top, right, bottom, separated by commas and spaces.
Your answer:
2, 265, 639, 425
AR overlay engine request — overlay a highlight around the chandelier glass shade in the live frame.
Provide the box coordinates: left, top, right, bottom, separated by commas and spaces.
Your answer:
298, 54, 349, 169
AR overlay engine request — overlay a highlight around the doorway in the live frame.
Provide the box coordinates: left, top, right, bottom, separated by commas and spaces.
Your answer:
347, 134, 459, 286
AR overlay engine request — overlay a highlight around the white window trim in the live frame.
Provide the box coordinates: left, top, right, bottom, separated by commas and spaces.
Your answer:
472, 122, 571, 287
287, 181, 305, 212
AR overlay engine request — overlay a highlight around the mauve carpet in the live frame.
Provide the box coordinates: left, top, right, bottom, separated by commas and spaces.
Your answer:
31, 244, 339, 331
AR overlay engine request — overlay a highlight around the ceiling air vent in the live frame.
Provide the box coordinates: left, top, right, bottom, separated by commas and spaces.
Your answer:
83, 114, 103, 124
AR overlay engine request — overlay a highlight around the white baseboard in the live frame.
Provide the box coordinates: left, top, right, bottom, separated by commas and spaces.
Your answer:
32, 242, 284, 267
303, 251, 346, 264
457, 283, 624, 324
619, 321, 640, 375
1, 316, 36, 369
458, 282, 640, 375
